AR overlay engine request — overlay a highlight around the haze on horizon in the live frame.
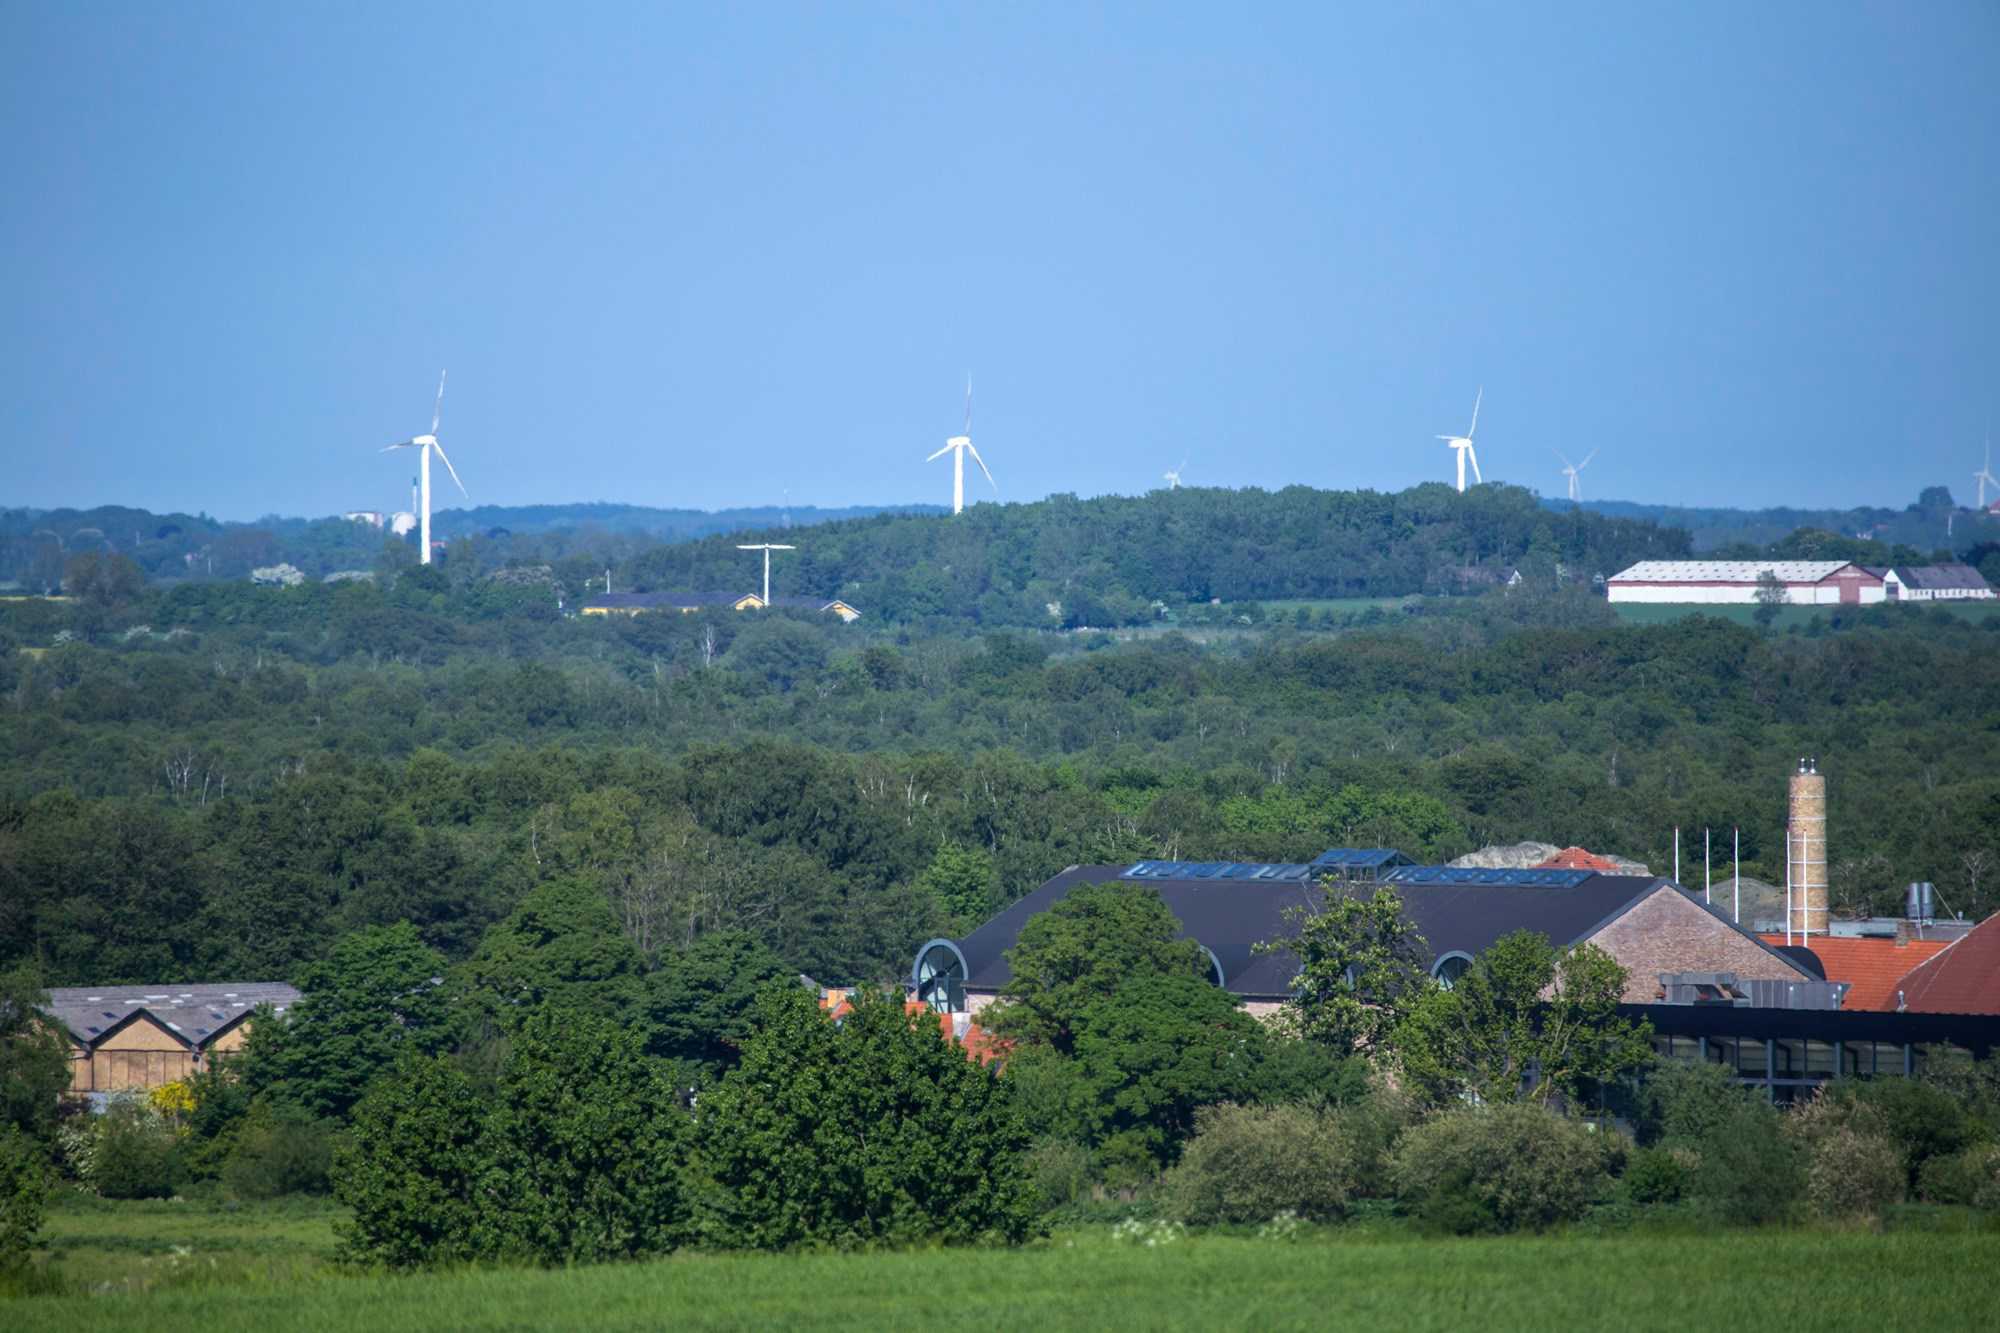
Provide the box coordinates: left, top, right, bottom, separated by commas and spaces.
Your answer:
3, 3, 1995, 523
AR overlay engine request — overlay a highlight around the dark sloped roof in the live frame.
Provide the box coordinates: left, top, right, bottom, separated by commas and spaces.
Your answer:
1897, 564, 1994, 592
766, 595, 860, 612
44, 982, 299, 1047
955, 867, 1676, 999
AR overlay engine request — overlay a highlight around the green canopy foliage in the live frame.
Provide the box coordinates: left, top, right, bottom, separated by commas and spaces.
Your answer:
691, 985, 1037, 1249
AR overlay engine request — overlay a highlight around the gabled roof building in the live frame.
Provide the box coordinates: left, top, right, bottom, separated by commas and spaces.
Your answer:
913, 853, 1820, 1019
1606, 560, 1886, 606
44, 982, 300, 1097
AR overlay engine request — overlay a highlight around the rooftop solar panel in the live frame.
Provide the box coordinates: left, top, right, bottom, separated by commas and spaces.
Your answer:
1383, 866, 1598, 888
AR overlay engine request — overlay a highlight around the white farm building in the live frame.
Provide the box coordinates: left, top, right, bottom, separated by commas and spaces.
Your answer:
1606, 560, 1887, 606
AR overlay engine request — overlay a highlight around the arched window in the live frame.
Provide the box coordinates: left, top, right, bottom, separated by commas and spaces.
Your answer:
1200, 946, 1226, 989
910, 938, 970, 1013
1432, 952, 1474, 990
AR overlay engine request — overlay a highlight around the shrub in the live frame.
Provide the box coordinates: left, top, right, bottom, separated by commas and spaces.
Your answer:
1640, 1062, 1801, 1226
1023, 1138, 1094, 1210
1622, 1146, 1694, 1205
1839, 1078, 1981, 1193
1918, 1144, 2000, 1209
221, 1108, 334, 1199
91, 1100, 182, 1200
1160, 1102, 1356, 1225
1389, 1103, 1615, 1234
1802, 1126, 1904, 1221
0, 1126, 50, 1269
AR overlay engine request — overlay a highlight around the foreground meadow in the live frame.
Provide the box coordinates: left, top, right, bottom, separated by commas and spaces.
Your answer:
8, 1197, 1998, 1332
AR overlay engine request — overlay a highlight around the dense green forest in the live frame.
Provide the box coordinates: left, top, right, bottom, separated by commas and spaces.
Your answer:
3, 516, 1996, 989
1565, 485, 1997, 555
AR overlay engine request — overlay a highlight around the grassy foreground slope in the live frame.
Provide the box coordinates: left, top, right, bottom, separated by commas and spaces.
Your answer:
11, 1230, 1996, 1332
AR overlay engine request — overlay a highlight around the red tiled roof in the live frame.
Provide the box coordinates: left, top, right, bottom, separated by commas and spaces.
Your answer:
1759, 934, 1955, 1011
1892, 913, 2000, 1015
1535, 847, 1623, 872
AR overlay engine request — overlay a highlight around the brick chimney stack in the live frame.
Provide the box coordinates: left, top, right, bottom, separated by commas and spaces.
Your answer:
1790, 758, 1828, 937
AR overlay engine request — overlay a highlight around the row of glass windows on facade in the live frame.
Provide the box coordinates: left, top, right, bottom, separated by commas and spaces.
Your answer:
1655, 1034, 1979, 1102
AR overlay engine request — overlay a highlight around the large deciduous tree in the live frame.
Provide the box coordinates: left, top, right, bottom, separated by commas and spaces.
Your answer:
986, 882, 1209, 1055
1392, 930, 1653, 1108
692, 985, 1037, 1249
240, 923, 450, 1121
1280, 883, 1432, 1054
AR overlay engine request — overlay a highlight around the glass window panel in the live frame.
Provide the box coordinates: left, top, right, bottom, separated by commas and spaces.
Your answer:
1805, 1040, 1837, 1075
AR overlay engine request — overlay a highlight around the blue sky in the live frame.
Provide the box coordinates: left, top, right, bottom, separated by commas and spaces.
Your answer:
3, 3, 1995, 520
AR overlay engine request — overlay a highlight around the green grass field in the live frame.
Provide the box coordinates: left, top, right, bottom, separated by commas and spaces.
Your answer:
8, 1196, 1999, 1331
1612, 600, 2000, 629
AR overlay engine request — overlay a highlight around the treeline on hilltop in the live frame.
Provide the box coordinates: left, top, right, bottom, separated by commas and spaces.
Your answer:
6, 483, 1691, 621
623, 483, 1691, 625
2, 570, 1996, 988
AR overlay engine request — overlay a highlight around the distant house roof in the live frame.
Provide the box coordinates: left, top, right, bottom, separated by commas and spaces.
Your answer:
1535, 846, 1625, 872
1608, 560, 1864, 585
1890, 913, 2000, 1015
1896, 564, 1994, 593
44, 982, 300, 1048
1758, 934, 1954, 1012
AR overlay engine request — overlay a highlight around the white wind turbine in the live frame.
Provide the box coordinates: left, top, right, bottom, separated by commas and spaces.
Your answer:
1553, 447, 1597, 502
926, 377, 995, 515
1974, 440, 1998, 510
1164, 458, 1187, 490
380, 372, 467, 565
737, 542, 796, 604
1437, 388, 1484, 492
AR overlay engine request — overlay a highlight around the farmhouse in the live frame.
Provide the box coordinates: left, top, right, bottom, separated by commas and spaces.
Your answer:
1877, 564, 1996, 602
44, 982, 299, 1098
1606, 560, 1886, 606
910, 852, 1821, 1020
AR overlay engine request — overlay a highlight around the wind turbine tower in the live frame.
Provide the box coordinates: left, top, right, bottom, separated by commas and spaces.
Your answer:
1436, 388, 1484, 493
926, 377, 995, 515
380, 372, 468, 564
1553, 448, 1597, 502
737, 543, 796, 604
1974, 440, 1998, 510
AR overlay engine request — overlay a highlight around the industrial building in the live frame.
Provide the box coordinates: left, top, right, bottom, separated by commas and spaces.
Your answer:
1606, 560, 1886, 606
44, 982, 299, 1099
911, 853, 1825, 1021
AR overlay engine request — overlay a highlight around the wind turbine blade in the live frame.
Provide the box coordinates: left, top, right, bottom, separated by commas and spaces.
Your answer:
963, 375, 973, 437
432, 371, 447, 436
967, 441, 995, 489
431, 442, 469, 499
1468, 386, 1482, 438
1578, 449, 1598, 470
1551, 447, 1572, 468
1436, 435, 1459, 443
1468, 446, 1483, 485
381, 440, 417, 451
926, 443, 954, 462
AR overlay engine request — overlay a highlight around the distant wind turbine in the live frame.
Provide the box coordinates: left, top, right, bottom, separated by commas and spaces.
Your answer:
1552, 447, 1597, 502
926, 376, 995, 515
737, 543, 796, 604
1974, 440, 1998, 510
1164, 458, 1187, 490
1437, 388, 1484, 493
380, 372, 467, 565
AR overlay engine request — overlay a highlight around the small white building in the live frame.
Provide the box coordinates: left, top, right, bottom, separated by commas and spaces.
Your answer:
1883, 564, 1996, 601
1606, 560, 1886, 606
